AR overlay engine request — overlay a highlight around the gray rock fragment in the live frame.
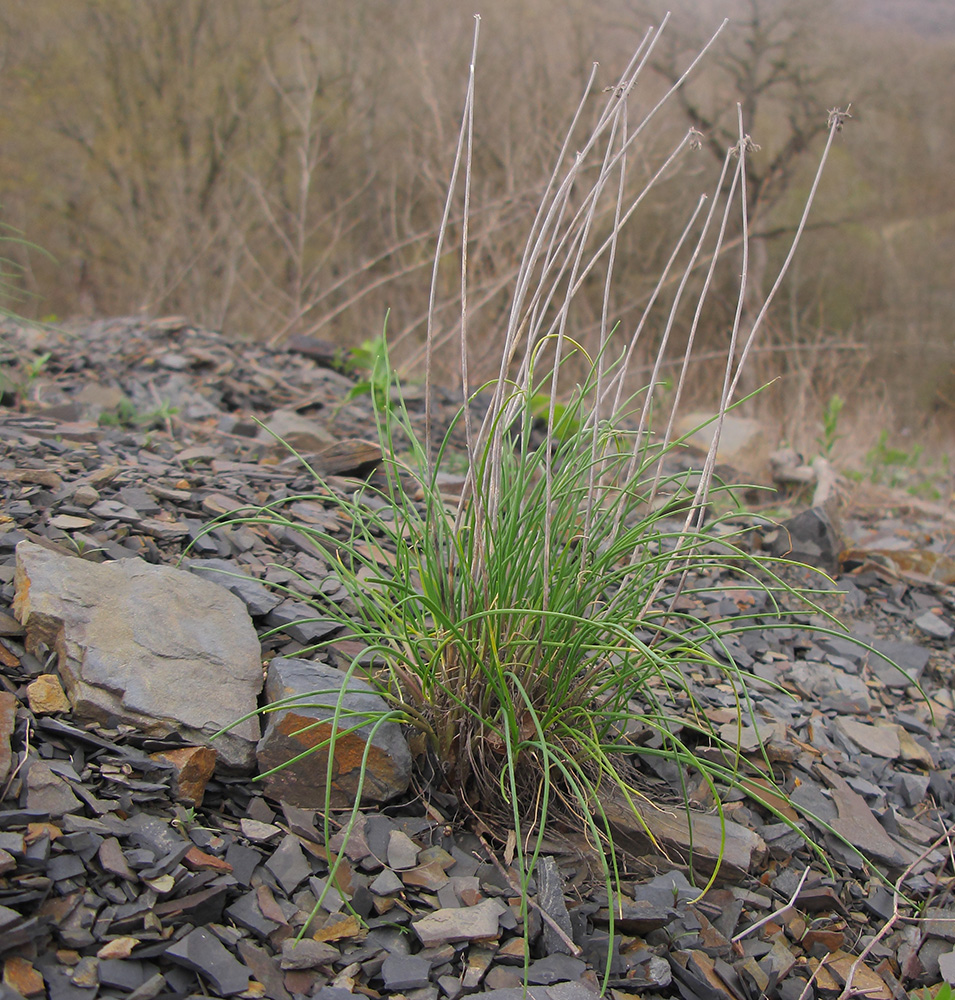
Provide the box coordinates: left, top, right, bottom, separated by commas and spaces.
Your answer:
279, 938, 340, 970
914, 611, 954, 641
938, 948, 955, 985
387, 829, 420, 870
258, 409, 335, 453
479, 986, 598, 999
237, 941, 291, 1000
866, 639, 930, 688
922, 906, 955, 942
225, 890, 281, 939
23, 758, 82, 816
264, 599, 340, 644
165, 927, 250, 996
833, 718, 901, 759
535, 856, 575, 955
895, 771, 931, 807
256, 658, 411, 808
370, 868, 405, 896
264, 834, 312, 895
770, 506, 842, 575
13, 541, 262, 771
125, 971, 166, 1000
187, 558, 282, 616
412, 897, 507, 947
526, 954, 587, 985
788, 661, 870, 713
381, 954, 432, 991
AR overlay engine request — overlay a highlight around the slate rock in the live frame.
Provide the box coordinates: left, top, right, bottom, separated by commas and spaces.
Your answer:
535, 856, 575, 956
13, 541, 262, 771
240, 818, 281, 842
149, 745, 217, 807
676, 412, 769, 478
486, 967, 525, 990
371, 868, 405, 896
26, 673, 71, 714
817, 765, 907, 867
313, 438, 383, 476
914, 611, 953, 641
788, 662, 870, 713
789, 777, 838, 826
480, 987, 597, 999
279, 938, 340, 969
863, 885, 896, 922
895, 771, 931, 807
225, 890, 281, 939
264, 834, 312, 894
833, 718, 901, 759
165, 927, 250, 996
599, 785, 767, 882
0, 692, 17, 784
258, 409, 336, 453
866, 639, 930, 688
937, 948, 955, 984
23, 758, 82, 816
402, 858, 450, 891
381, 954, 432, 991
186, 558, 283, 616
3, 958, 44, 997
264, 600, 341, 645
770, 506, 842, 575
126, 812, 188, 858
47, 853, 86, 881
922, 906, 955, 942
237, 941, 292, 1000
225, 841, 262, 885
387, 829, 420, 870
256, 658, 411, 808
98, 959, 157, 991
412, 897, 506, 947
526, 954, 587, 985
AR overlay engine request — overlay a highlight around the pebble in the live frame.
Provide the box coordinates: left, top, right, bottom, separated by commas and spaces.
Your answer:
914, 610, 954, 640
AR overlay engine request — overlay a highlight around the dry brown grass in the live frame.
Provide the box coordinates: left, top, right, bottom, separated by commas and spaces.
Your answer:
1, 0, 953, 462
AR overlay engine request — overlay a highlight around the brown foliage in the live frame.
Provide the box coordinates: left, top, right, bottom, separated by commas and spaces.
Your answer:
1, 0, 953, 448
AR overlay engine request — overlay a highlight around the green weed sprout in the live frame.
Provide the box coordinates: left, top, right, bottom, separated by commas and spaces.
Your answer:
817, 392, 844, 457
0, 209, 59, 402
336, 334, 393, 412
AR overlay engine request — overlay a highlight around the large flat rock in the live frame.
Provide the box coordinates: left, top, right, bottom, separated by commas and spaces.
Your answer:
598, 785, 768, 884
13, 540, 262, 771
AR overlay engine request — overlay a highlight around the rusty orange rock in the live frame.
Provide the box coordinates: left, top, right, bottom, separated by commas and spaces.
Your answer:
256, 659, 410, 809
26, 673, 71, 714
150, 745, 217, 807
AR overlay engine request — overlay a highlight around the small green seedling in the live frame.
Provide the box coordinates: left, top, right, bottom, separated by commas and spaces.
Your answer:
335, 332, 395, 414
816, 393, 844, 457
98, 398, 179, 430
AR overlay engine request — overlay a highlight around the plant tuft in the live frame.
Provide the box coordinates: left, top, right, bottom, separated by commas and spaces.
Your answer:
205, 17, 864, 949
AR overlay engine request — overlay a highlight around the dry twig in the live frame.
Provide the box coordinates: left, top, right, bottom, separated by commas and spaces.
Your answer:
836, 819, 955, 1000
476, 832, 583, 957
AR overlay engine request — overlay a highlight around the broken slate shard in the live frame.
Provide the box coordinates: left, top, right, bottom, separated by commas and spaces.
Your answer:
770, 506, 843, 575
13, 540, 262, 772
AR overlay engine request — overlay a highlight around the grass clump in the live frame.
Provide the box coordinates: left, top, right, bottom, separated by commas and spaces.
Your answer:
209, 15, 854, 916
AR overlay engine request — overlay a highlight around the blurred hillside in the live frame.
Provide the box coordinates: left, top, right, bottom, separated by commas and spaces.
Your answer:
844, 0, 955, 37
1, 0, 953, 463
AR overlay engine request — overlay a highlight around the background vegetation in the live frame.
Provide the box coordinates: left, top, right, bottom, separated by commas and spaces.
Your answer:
1, 0, 953, 462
